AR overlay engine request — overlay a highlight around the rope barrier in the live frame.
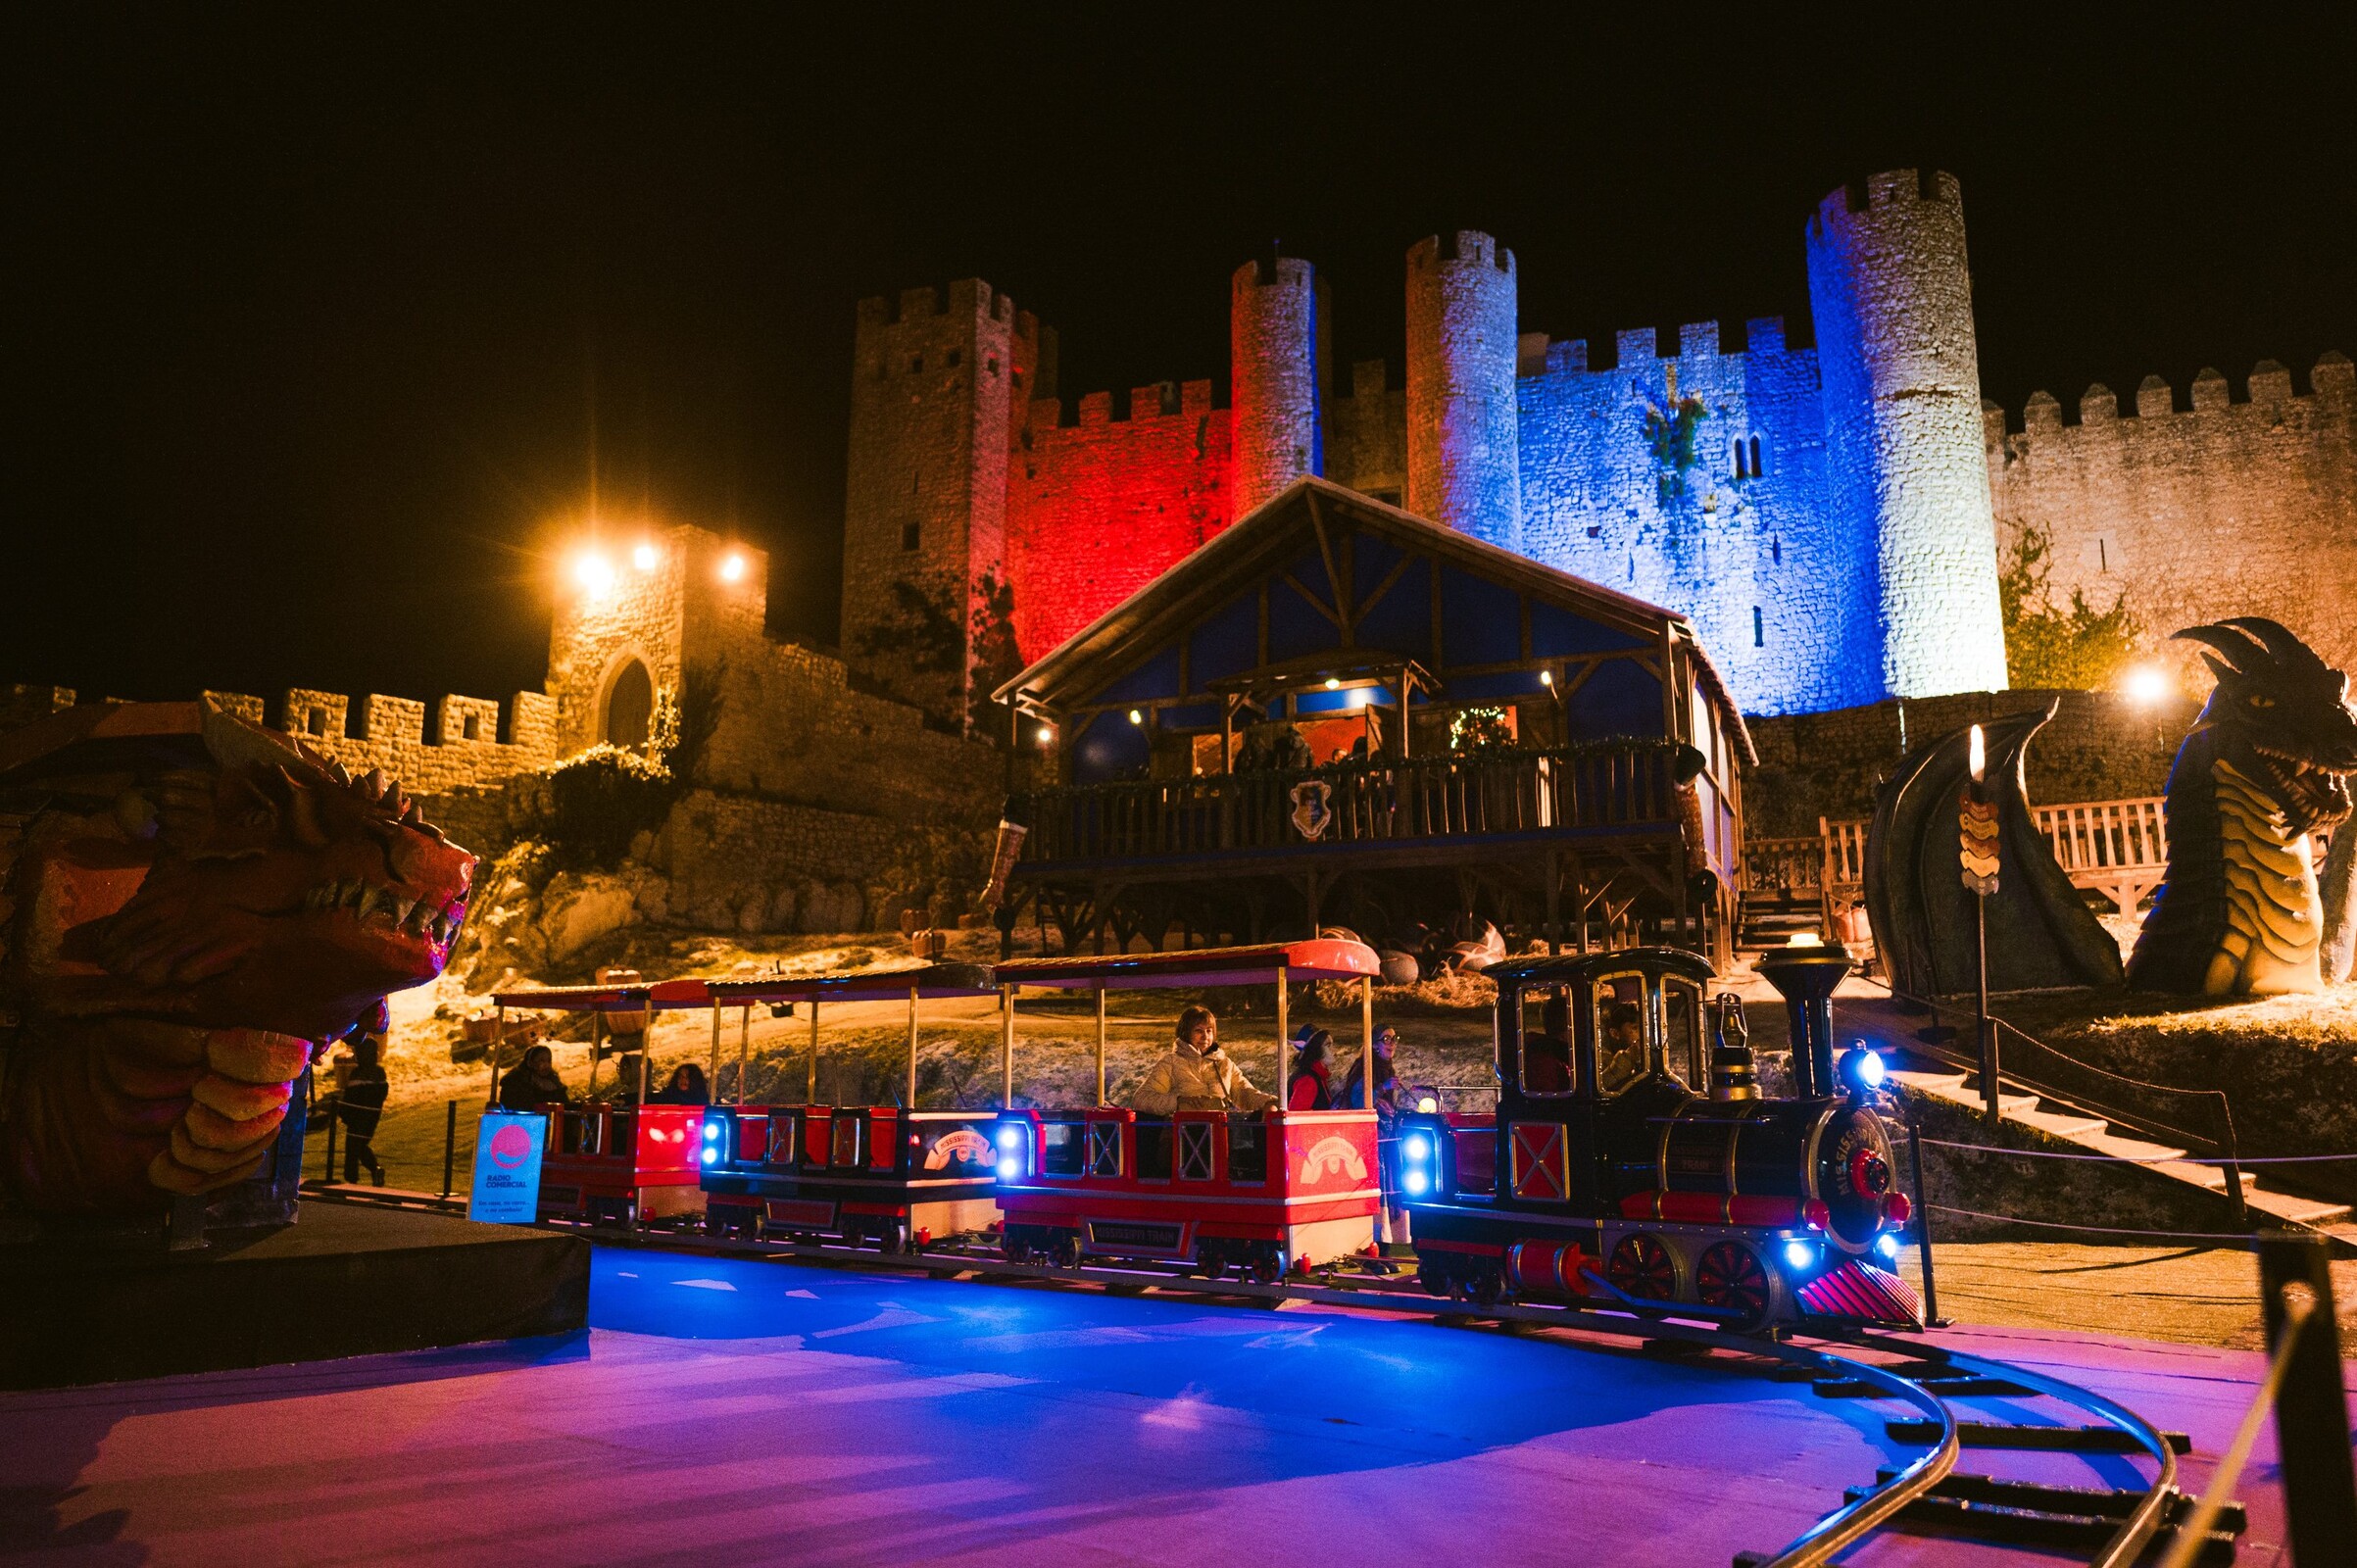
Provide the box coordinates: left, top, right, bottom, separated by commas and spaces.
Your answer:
1920, 1137, 2357, 1166
2154, 1291, 2315, 1568
1925, 1202, 2263, 1244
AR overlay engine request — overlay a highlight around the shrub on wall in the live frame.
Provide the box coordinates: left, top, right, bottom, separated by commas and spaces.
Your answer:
527, 744, 676, 869
1999, 523, 2141, 690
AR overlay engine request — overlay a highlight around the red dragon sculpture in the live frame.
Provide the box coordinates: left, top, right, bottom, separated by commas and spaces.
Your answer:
0, 699, 475, 1224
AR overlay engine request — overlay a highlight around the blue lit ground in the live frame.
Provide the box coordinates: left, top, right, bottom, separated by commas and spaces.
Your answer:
0, 1245, 2312, 1564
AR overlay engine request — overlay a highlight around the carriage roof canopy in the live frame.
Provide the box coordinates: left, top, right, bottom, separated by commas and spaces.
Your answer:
993, 475, 1753, 773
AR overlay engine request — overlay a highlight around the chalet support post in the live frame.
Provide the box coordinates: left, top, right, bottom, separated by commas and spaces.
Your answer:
1397, 668, 1412, 760
1545, 849, 1562, 955
1000, 984, 1016, 1108
1305, 865, 1322, 938
1094, 984, 1107, 1107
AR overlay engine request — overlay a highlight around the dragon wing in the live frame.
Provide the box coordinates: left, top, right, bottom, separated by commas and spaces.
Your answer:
1864, 701, 2126, 998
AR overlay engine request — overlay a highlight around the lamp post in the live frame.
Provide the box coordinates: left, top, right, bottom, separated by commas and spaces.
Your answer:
1961, 724, 2000, 1122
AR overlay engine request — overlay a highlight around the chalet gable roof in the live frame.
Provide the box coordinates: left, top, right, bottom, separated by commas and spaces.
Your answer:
995, 476, 1754, 762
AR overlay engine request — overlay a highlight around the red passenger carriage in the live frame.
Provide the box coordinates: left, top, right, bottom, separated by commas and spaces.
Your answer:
988, 940, 1385, 1282
488, 977, 716, 1227
697, 963, 1005, 1252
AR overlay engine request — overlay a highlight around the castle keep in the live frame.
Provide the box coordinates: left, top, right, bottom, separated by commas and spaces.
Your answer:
844, 171, 2354, 723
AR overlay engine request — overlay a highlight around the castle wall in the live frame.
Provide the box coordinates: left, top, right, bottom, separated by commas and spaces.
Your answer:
1006, 381, 1235, 659
1405, 231, 1521, 549
841, 280, 1043, 723
200, 686, 560, 794
1807, 170, 2009, 700
1229, 257, 1327, 517
1325, 361, 1407, 504
1514, 318, 1858, 717
1987, 354, 2357, 674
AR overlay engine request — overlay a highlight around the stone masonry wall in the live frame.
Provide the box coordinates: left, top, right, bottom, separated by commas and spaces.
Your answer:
1987, 354, 2357, 677
1007, 380, 1235, 660
1744, 686, 2198, 840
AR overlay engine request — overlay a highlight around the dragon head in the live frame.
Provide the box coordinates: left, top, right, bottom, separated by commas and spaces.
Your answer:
2179, 616, 2357, 835
13, 703, 477, 1041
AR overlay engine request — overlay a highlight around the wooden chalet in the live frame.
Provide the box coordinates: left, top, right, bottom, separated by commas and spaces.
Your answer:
992, 477, 1754, 960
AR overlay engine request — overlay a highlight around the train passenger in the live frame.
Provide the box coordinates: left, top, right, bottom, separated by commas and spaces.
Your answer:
648, 1063, 712, 1105
1287, 1030, 1336, 1110
1129, 1005, 1278, 1115
1342, 1026, 1405, 1116
1524, 992, 1573, 1094
1597, 1000, 1647, 1094
498, 1045, 571, 1112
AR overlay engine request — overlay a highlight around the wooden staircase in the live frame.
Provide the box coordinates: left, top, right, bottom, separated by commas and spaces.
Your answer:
1835, 989, 2357, 1255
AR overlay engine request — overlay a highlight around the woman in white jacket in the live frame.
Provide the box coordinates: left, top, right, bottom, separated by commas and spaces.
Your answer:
1129, 1006, 1278, 1115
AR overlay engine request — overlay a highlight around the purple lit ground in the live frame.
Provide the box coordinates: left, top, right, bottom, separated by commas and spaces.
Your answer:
0, 1244, 2332, 1565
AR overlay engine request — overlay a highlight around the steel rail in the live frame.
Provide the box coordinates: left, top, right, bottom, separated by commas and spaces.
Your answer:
305, 1183, 2179, 1565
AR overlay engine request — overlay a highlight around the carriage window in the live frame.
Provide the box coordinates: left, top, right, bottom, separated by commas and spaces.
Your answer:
1040, 1120, 1084, 1176
1227, 1117, 1267, 1184
1178, 1122, 1214, 1181
764, 1116, 794, 1165
1593, 973, 1650, 1097
1515, 985, 1577, 1097
1086, 1121, 1122, 1178
831, 1116, 860, 1167
1662, 981, 1705, 1090
1136, 1120, 1173, 1180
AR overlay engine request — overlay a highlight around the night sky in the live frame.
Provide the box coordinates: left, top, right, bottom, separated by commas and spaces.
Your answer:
8, 11, 2352, 709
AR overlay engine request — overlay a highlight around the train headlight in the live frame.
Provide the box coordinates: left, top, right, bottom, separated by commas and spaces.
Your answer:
1403, 1134, 1432, 1164
704, 1122, 720, 1142
1875, 1233, 1901, 1261
1403, 1170, 1430, 1196
996, 1157, 1019, 1179
1838, 1045, 1886, 1096
1782, 1239, 1817, 1271
997, 1127, 1019, 1151
700, 1146, 719, 1166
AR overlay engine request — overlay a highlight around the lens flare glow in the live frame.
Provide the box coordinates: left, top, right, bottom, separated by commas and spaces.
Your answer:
997, 1127, 1019, 1150
720, 552, 747, 582
996, 1157, 1019, 1179
700, 1147, 718, 1166
632, 542, 659, 570
1402, 1170, 1430, 1196
1875, 1233, 1901, 1260
1782, 1239, 1816, 1270
704, 1122, 719, 1141
2125, 665, 2169, 706
574, 552, 615, 598
1403, 1135, 1431, 1163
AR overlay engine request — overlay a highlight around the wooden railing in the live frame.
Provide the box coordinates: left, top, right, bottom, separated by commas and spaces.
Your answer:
1740, 836, 1823, 901
1018, 741, 1684, 868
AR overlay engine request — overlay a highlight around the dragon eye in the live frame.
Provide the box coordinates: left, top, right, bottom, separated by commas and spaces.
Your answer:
243, 809, 272, 829
2249, 695, 2276, 709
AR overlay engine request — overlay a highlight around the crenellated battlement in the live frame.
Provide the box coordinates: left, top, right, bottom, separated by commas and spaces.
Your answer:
1994, 353, 2355, 434
1027, 378, 1217, 433
854, 278, 1020, 333
234, 686, 558, 794
1809, 168, 1963, 237
1234, 256, 1315, 292
1408, 230, 1515, 274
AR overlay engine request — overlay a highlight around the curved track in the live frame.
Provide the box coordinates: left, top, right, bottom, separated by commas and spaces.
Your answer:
523, 1207, 2207, 1566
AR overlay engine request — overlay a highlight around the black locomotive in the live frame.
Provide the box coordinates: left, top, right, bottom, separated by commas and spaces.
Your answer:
1400, 947, 1921, 1331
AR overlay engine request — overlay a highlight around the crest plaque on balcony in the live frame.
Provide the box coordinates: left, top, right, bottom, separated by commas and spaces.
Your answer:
1290, 779, 1334, 841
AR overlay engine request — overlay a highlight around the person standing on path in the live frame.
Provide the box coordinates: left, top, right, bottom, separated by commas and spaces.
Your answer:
337, 1035, 390, 1186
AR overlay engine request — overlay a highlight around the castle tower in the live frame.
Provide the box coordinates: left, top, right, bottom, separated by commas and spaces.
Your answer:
1806, 171, 2009, 699
842, 279, 1050, 728
1229, 255, 1328, 517
1405, 231, 1520, 549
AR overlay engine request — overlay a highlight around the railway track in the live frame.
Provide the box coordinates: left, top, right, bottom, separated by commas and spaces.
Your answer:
312, 1186, 2232, 1567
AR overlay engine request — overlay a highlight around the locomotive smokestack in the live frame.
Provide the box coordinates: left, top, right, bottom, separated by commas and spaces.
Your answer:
1753, 939, 1858, 1099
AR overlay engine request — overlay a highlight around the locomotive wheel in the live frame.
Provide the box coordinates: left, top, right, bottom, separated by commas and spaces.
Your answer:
1466, 1267, 1503, 1308
1248, 1251, 1282, 1287
1694, 1241, 1772, 1329
1416, 1258, 1451, 1298
1197, 1244, 1229, 1281
1051, 1233, 1083, 1269
876, 1221, 906, 1256
1607, 1234, 1678, 1301
1003, 1236, 1034, 1265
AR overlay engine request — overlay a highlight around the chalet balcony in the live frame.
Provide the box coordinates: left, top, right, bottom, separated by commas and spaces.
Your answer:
1014, 739, 1689, 873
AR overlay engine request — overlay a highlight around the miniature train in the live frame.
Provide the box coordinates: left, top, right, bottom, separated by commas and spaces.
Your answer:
1399, 947, 1920, 1331
493, 940, 1920, 1334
